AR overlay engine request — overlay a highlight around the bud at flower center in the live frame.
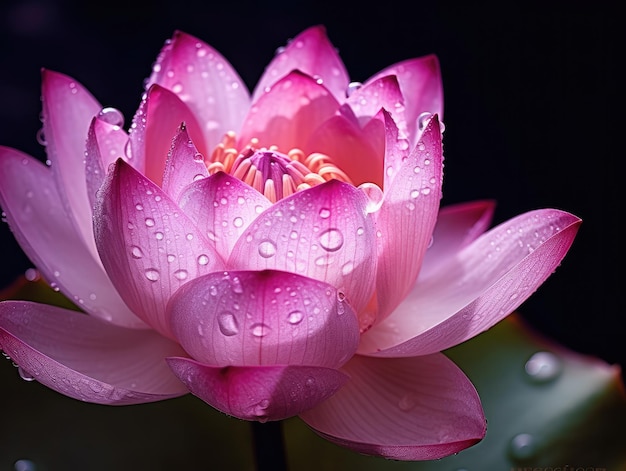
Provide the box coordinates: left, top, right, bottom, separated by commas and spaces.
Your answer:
207, 132, 352, 203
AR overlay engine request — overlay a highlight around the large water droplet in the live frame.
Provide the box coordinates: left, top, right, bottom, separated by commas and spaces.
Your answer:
524, 351, 562, 383
130, 246, 143, 259
173, 269, 188, 280
18, 366, 35, 382
218, 312, 239, 336
98, 107, 125, 127
258, 239, 277, 258
287, 310, 304, 325
346, 81, 363, 97
144, 269, 160, 281
197, 254, 210, 266
319, 228, 343, 252
251, 323, 271, 337
508, 433, 537, 461
358, 182, 384, 213
417, 112, 433, 131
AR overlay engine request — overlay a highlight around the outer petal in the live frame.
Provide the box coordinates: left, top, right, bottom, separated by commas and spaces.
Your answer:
161, 124, 209, 202
129, 84, 206, 187
251, 25, 349, 104
85, 116, 130, 211
239, 71, 340, 152
94, 159, 225, 339
0, 301, 188, 404
167, 358, 348, 422
0, 147, 145, 328
145, 30, 250, 150
167, 270, 359, 368
176, 172, 272, 258
359, 209, 582, 356
228, 180, 377, 314
299, 353, 485, 460
418, 200, 496, 280
373, 115, 443, 324
42, 69, 102, 254
366, 55, 443, 146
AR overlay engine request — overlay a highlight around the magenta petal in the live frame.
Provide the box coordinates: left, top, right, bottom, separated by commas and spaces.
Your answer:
85, 116, 130, 211
167, 270, 359, 368
419, 200, 496, 280
367, 55, 443, 146
94, 159, 225, 338
161, 124, 209, 202
0, 147, 144, 328
228, 180, 377, 313
42, 70, 102, 252
374, 116, 443, 323
360, 209, 582, 356
167, 357, 348, 421
239, 71, 340, 152
251, 25, 349, 104
0, 301, 188, 404
146, 30, 250, 150
177, 172, 271, 258
300, 353, 485, 460
129, 85, 206, 187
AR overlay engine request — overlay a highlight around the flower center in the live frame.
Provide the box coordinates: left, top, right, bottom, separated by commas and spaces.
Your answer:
206, 132, 352, 203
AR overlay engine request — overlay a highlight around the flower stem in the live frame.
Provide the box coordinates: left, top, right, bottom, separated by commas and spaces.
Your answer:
251, 420, 288, 471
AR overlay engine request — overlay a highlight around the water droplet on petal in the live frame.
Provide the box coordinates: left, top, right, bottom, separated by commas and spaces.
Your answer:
346, 81, 363, 97
524, 351, 562, 383
341, 261, 354, 276
251, 323, 270, 337
398, 393, 417, 411
173, 269, 188, 280
144, 269, 160, 281
130, 246, 143, 259
18, 366, 35, 382
98, 107, 125, 127
417, 111, 433, 131
233, 217, 243, 228
358, 182, 384, 213
144, 217, 155, 227
287, 310, 304, 325
218, 312, 239, 336
319, 208, 331, 219
258, 240, 277, 258
319, 228, 343, 252
197, 254, 210, 266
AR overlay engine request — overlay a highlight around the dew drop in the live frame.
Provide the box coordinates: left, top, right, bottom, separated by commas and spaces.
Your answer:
287, 310, 304, 325
417, 111, 433, 131
36, 128, 47, 146
258, 239, 277, 258
250, 323, 270, 337
319, 207, 331, 219
319, 228, 343, 252
341, 261, 354, 276
197, 254, 210, 266
524, 351, 562, 383
231, 276, 243, 294
508, 433, 537, 461
144, 217, 155, 227
233, 216, 244, 228
130, 246, 143, 259
218, 312, 239, 336
155, 231, 164, 240
98, 107, 125, 127
173, 269, 188, 280
144, 269, 160, 281
18, 367, 35, 382
358, 182, 384, 213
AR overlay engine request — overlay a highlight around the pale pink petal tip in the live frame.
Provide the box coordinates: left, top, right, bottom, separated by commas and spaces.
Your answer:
167, 357, 348, 421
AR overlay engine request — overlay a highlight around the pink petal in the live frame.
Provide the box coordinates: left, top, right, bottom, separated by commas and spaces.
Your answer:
239, 71, 340, 152
359, 209, 581, 356
146, 30, 250, 150
300, 353, 485, 460
419, 200, 496, 280
129, 84, 206, 187
373, 116, 443, 324
251, 25, 349, 104
167, 358, 348, 422
94, 159, 225, 339
0, 147, 145, 328
41, 69, 102, 254
167, 270, 359, 368
367, 55, 443, 146
304, 112, 385, 187
0, 301, 188, 404
176, 172, 271, 258
85, 116, 130, 211
378, 108, 410, 191
228, 180, 377, 314
161, 124, 209, 202
346, 75, 408, 138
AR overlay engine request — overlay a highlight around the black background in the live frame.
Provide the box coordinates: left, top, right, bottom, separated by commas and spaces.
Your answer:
0, 0, 623, 377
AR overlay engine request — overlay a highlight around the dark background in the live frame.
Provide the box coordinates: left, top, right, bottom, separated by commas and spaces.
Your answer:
0, 0, 622, 383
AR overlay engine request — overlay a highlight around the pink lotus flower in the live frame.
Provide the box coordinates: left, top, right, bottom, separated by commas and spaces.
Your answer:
0, 26, 580, 460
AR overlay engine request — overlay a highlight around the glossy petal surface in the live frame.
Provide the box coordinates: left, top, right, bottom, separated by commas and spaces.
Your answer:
300, 353, 485, 460
0, 301, 187, 404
